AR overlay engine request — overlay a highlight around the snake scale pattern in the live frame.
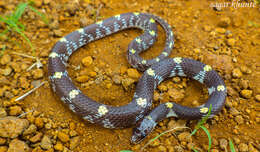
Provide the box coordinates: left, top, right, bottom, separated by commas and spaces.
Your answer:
48, 12, 227, 143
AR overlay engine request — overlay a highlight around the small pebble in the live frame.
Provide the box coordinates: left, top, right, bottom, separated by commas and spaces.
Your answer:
75, 75, 89, 83
255, 95, 260, 102
232, 68, 242, 78
157, 145, 167, 152
219, 138, 228, 150
30, 132, 43, 143
227, 38, 236, 47
40, 135, 53, 150
23, 124, 37, 135
215, 28, 226, 34
0, 54, 11, 65
168, 88, 184, 102
240, 89, 253, 99
32, 69, 44, 79
235, 115, 244, 124
1, 66, 12, 76
54, 142, 64, 151
58, 131, 70, 143
0, 108, 7, 118
177, 132, 192, 142
0, 137, 6, 145
174, 145, 184, 152
218, 17, 231, 27
9, 106, 22, 116
82, 56, 93, 67
112, 75, 122, 84
127, 68, 140, 79
8, 139, 30, 152
34, 117, 44, 128
238, 143, 248, 152
70, 136, 80, 149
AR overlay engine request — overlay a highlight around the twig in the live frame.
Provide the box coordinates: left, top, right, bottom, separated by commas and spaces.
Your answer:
15, 81, 46, 101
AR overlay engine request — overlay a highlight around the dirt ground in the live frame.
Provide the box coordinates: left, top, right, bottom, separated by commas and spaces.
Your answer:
0, 0, 259, 152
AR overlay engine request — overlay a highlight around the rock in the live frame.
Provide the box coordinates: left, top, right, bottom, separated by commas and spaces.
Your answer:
7, 139, 30, 152
203, 25, 211, 32
70, 136, 80, 149
239, 80, 249, 89
75, 75, 89, 83
9, 106, 22, 116
49, 20, 59, 30
219, 138, 228, 150
235, 115, 244, 124
167, 120, 187, 130
29, 132, 43, 143
82, 56, 93, 67
240, 65, 251, 74
168, 88, 184, 102
40, 135, 52, 150
218, 17, 231, 27
0, 54, 11, 65
19, 77, 30, 89
158, 145, 167, 152
57, 132, 70, 143
121, 78, 135, 90
112, 75, 122, 84
23, 124, 37, 135
0, 137, 6, 145
65, 2, 78, 16
53, 29, 63, 37
232, 68, 242, 78
0, 108, 7, 118
215, 28, 226, 34
255, 95, 260, 102
34, 0, 43, 7
238, 143, 248, 152
54, 142, 63, 151
174, 145, 184, 152
79, 17, 92, 27
240, 89, 253, 99
0, 117, 29, 138
88, 71, 96, 77
0, 146, 7, 152
0, 66, 12, 76
127, 68, 140, 79
32, 69, 44, 79
205, 53, 233, 73
178, 132, 192, 142
34, 117, 44, 129
227, 38, 236, 47
226, 86, 238, 97
230, 108, 239, 116
43, 0, 51, 5
4, 91, 13, 99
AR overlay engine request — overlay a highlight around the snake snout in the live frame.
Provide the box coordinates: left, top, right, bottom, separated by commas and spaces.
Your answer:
131, 117, 157, 144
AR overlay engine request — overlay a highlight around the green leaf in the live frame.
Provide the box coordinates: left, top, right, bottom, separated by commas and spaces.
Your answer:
229, 140, 236, 152
120, 150, 133, 152
200, 126, 212, 152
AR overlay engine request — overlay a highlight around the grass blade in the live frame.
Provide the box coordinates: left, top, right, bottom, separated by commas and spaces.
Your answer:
192, 147, 199, 152
200, 126, 212, 152
28, 5, 49, 24
229, 140, 236, 152
120, 150, 133, 152
13, 3, 28, 21
191, 104, 212, 136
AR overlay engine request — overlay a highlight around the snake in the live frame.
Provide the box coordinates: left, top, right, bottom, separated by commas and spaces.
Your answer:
48, 12, 227, 143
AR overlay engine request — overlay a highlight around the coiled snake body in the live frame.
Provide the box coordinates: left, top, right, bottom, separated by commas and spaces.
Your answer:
48, 12, 226, 143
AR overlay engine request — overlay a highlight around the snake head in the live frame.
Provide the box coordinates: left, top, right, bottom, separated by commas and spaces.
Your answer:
131, 116, 157, 144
